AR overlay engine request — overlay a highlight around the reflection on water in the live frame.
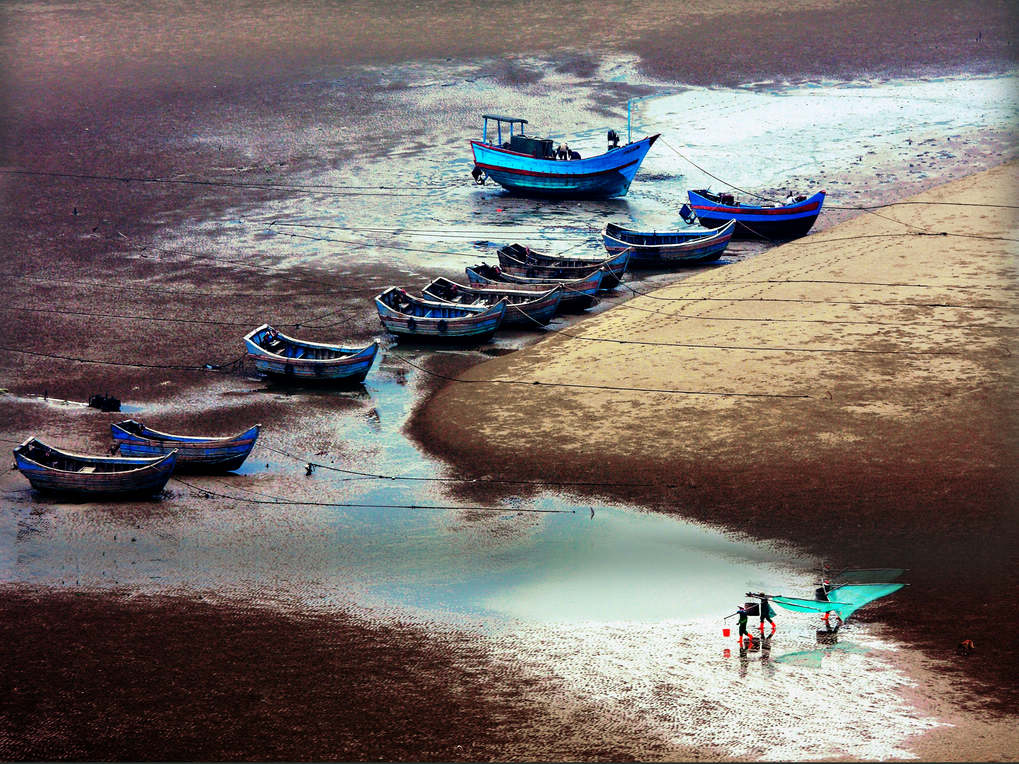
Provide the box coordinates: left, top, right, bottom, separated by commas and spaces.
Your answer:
637, 73, 1019, 209
0, 356, 806, 624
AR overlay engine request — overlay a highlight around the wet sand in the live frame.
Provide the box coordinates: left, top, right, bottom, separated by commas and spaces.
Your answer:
2, 0, 1018, 760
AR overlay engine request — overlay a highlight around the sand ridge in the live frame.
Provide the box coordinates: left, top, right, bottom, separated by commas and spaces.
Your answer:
424, 163, 1016, 472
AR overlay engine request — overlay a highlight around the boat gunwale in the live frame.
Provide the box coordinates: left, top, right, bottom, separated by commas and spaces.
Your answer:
243, 324, 379, 365
112, 420, 261, 446
602, 219, 737, 252
14, 437, 178, 475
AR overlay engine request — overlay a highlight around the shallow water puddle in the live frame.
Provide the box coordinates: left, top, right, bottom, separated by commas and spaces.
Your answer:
3, 354, 801, 619
0, 355, 942, 760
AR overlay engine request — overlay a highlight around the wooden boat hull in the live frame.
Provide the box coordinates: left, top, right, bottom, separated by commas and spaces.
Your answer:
602, 219, 736, 266
687, 190, 826, 240
13, 438, 177, 498
470, 135, 659, 199
465, 265, 602, 312
244, 324, 378, 384
421, 278, 563, 327
496, 244, 629, 288
375, 287, 506, 343
111, 420, 260, 472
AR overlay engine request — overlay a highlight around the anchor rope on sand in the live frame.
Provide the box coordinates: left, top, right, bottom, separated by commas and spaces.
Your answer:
170, 476, 574, 514
257, 442, 681, 490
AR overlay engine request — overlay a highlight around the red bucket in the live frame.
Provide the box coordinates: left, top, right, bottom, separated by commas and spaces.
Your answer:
722, 627, 731, 637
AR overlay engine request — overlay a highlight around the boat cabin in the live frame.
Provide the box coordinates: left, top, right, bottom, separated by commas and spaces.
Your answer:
480, 114, 555, 158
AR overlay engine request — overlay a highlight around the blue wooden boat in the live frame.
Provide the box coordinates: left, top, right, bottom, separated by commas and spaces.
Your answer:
602, 219, 736, 266
111, 420, 260, 472
496, 244, 629, 288
470, 115, 659, 199
421, 277, 563, 327
375, 287, 506, 343
465, 264, 603, 312
13, 437, 177, 498
244, 324, 378, 384
687, 189, 826, 240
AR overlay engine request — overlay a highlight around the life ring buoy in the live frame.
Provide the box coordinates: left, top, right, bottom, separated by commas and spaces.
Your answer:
437, 319, 448, 334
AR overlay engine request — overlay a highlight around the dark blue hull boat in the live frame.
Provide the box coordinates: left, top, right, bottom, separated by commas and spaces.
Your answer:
687, 189, 826, 240
112, 420, 260, 472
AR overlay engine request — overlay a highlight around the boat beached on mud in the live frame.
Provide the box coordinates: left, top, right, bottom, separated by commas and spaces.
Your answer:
470, 114, 658, 199
496, 243, 630, 288
466, 264, 603, 312
243, 324, 378, 384
602, 219, 736, 266
111, 420, 260, 472
422, 277, 563, 327
13, 437, 177, 498
375, 287, 507, 343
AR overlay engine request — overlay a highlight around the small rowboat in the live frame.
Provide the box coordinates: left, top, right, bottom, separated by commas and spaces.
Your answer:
687, 189, 826, 240
375, 287, 506, 343
243, 324, 378, 384
465, 264, 602, 312
111, 420, 260, 472
13, 437, 177, 498
421, 277, 562, 327
470, 114, 659, 199
602, 219, 736, 266
497, 244, 629, 288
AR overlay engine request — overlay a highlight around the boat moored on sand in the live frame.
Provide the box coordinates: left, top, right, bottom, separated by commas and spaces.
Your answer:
687, 189, 826, 240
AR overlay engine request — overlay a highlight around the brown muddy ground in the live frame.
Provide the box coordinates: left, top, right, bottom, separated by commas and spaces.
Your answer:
0, 587, 709, 762
1, 0, 1017, 760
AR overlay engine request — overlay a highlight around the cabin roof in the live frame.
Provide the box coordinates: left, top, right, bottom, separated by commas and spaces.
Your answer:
482, 114, 528, 124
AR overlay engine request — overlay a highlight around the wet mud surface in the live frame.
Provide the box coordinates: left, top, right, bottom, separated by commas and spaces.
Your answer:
2, 0, 1018, 759
0, 588, 703, 762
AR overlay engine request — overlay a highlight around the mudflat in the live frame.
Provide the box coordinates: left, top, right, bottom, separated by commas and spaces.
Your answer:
2, 0, 1017, 760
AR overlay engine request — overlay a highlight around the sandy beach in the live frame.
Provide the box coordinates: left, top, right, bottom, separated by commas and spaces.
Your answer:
1, 0, 1017, 760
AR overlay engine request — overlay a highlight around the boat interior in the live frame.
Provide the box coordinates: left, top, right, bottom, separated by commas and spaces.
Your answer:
694, 189, 808, 207
255, 328, 350, 360
381, 289, 478, 318
19, 441, 122, 473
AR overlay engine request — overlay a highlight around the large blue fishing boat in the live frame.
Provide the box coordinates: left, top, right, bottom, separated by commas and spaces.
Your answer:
470, 115, 658, 199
